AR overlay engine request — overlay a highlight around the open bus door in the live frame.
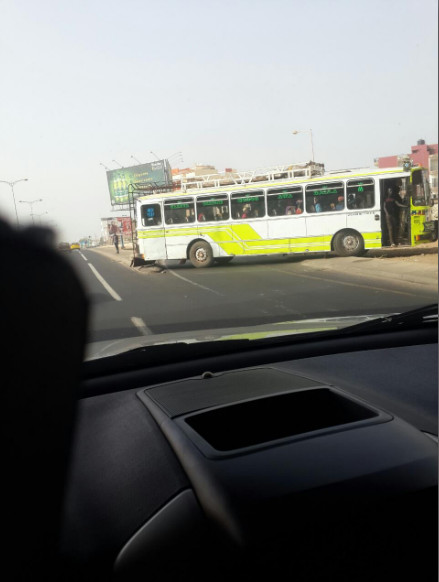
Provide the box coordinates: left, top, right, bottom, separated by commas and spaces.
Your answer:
379, 177, 410, 246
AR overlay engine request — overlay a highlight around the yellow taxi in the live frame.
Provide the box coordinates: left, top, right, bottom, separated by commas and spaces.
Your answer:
70, 242, 80, 250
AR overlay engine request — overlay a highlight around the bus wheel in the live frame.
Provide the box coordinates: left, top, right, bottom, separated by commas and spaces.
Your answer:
333, 230, 364, 257
189, 241, 214, 268
215, 257, 234, 265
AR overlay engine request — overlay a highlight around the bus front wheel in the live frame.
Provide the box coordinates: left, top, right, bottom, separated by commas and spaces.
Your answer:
189, 241, 214, 268
333, 230, 365, 257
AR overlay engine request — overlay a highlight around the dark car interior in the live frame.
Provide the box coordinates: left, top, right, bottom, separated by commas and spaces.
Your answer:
2, 219, 437, 581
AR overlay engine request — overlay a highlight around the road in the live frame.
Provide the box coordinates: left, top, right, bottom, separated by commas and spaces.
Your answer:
66, 249, 438, 344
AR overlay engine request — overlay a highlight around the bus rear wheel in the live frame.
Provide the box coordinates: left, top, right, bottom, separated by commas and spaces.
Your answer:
333, 230, 364, 257
189, 241, 214, 268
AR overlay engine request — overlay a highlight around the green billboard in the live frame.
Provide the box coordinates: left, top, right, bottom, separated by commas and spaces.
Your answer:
106, 160, 172, 205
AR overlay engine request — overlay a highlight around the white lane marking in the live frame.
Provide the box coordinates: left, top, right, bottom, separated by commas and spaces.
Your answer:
168, 269, 223, 296
79, 251, 88, 261
130, 316, 152, 336
88, 263, 122, 301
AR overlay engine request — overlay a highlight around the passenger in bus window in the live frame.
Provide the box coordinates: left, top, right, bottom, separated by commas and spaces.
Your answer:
241, 205, 250, 218
356, 193, 366, 209
314, 197, 322, 212
295, 199, 303, 214
335, 196, 344, 210
286, 205, 295, 215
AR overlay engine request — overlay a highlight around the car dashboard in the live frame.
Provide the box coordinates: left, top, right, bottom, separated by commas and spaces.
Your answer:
62, 336, 438, 581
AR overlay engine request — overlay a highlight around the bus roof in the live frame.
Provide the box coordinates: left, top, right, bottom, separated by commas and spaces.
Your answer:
137, 165, 420, 202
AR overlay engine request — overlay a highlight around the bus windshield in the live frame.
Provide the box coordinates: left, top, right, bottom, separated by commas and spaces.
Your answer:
411, 169, 430, 207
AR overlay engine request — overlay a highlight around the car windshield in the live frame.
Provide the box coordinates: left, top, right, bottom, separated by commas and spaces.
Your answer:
0, 0, 437, 355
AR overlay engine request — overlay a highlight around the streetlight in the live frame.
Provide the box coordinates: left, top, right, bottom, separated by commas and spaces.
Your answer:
0, 178, 28, 225
150, 151, 161, 161
131, 155, 142, 165
112, 160, 124, 168
167, 151, 184, 166
19, 198, 43, 225
292, 129, 315, 163
100, 163, 110, 171
34, 211, 48, 224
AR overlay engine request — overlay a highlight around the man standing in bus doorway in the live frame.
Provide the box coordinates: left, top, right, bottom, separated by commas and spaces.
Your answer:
384, 188, 407, 246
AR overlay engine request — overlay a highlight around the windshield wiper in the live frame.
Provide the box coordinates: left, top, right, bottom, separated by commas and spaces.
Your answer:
336, 304, 438, 335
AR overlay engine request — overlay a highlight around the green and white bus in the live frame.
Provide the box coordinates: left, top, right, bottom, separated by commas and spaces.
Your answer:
135, 164, 435, 268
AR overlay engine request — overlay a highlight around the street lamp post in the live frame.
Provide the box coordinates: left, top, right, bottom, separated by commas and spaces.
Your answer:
150, 151, 161, 161
34, 211, 48, 224
131, 155, 142, 165
292, 129, 315, 163
167, 151, 184, 166
0, 178, 29, 225
19, 198, 43, 225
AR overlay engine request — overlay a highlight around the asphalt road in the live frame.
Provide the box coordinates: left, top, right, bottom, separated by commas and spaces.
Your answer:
66, 250, 438, 344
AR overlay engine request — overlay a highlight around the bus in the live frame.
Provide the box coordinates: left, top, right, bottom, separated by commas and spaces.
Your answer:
134, 163, 435, 268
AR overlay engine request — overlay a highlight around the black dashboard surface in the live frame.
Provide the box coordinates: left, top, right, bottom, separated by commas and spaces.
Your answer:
63, 341, 438, 581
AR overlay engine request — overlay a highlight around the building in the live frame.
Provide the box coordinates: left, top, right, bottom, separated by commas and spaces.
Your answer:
375, 139, 438, 170
375, 139, 438, 200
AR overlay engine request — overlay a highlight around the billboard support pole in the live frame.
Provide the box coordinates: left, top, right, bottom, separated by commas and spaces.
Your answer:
128, 183, 136, 264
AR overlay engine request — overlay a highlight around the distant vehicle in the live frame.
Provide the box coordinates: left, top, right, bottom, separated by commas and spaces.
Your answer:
70, 242, 80, 250
58, 242, 71, 252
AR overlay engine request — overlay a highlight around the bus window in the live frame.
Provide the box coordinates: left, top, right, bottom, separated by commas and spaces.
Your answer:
347, 179, 375, 209
231, 191, 265, 219
164, 199, 195, 224
196, 194, 230, 222
305, 182, 344, 213
267, 186, 304, 216
141, 203, 162, 226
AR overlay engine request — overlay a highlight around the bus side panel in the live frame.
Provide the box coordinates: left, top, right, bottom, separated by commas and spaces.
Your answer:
231, 221, 269, 255
164, 226, 198, 259
346, 211, 382, 248
410, 206, 432, 245
197, 224, 239, 257
268, 216, 306, 253
137, 228, 167, 260
305, 213, 346, 251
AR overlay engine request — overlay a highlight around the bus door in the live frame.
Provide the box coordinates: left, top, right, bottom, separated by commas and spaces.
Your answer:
230, 191, 268, 255
266, 186, 306, 253
345, 179, 381, 248
138, 202, 167, 260
380, 177, 410, 246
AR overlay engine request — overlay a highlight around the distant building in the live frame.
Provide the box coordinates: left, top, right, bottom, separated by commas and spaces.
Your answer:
375, 139, 438, 170
375, 139, 438, 200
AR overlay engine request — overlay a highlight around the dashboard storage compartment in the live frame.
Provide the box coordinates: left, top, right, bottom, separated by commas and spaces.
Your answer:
184, 387, 378, 451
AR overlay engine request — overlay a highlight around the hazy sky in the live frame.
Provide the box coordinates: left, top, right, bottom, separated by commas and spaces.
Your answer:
1, 0, 437, 241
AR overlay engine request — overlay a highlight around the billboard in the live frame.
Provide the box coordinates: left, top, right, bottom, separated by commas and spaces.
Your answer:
106, 160, 172, 205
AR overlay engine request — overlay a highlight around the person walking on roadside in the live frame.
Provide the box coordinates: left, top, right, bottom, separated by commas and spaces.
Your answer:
113, 232, 119, 254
